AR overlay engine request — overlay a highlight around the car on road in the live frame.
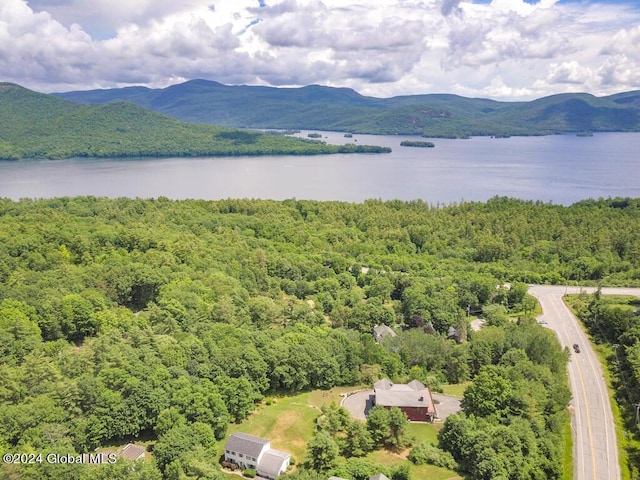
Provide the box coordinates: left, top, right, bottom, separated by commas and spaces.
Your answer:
573, 343, 581, 353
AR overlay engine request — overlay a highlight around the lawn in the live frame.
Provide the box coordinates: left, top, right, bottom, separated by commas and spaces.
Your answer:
440, 382, 471, 398
219, 386, 358, 463
406, 422, 441, 444
218, 386, 462, 480
365, 447, 461, 480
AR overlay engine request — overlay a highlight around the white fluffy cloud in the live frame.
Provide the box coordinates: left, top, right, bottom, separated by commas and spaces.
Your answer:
1, 0, 639, 99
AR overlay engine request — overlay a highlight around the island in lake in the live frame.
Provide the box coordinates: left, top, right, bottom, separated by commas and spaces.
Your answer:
400, 140, 435, 148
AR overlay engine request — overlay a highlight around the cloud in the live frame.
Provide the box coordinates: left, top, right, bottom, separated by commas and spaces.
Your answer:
545, 61, 594, 85
600, 24, 640, 61
26, 0, 213, 37
442, 0, 574, 70
598, 54, 640, 87
2, 0, 640, 100
441, 0, 462, 16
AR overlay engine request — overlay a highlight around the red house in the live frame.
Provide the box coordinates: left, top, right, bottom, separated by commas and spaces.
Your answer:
373, 378, 436, 422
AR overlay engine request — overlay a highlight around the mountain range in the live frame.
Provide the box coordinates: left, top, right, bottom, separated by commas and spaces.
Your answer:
0, 83, 388, 160
56, 79, 640, 137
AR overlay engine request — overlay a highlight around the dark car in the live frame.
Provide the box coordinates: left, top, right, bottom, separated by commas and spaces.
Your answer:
573, 343, 581, 353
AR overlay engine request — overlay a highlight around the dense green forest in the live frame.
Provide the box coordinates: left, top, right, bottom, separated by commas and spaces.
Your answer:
1, 196, 640, 479
56, 79, 640, 137
0, 83, 389, 160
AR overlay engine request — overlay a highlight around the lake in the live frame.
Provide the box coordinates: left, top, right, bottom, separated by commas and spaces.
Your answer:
0, 132, 638, 205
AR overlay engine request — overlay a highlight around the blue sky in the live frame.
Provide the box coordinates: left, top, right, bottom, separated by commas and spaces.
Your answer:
1, 0, 638, 100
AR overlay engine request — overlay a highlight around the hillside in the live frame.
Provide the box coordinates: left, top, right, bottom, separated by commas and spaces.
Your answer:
0, 83, 389, 160
56, 79, 640, 137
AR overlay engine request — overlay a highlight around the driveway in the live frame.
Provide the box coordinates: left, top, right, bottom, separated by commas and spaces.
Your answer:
431, 393, 462, 420
342, 390, 375, 420
341, 389, 461, 421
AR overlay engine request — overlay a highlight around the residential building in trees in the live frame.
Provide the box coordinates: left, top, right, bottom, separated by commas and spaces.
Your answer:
373, 378, 436, 422
224, 432, 290, 479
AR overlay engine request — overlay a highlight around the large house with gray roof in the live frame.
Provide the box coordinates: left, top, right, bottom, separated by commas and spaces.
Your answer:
373, 378, 436, 422
224, 432, 290, 479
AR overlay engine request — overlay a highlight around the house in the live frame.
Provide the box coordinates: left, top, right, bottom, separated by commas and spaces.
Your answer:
369, 474, 390, 480
118, 443, 146, 461
373, 324, 396, 343
373, 378, 436, 422
82, 443, 146, 465
258, 449, 291, 479
224, 432, 290, 479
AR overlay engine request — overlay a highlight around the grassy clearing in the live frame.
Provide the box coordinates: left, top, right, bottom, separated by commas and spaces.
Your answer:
365, 448, 461, 480
365, 423, 460, 480
406, 422, 441, 444
218, 386, 461, 479
440, 382, 471, 398
219, 386, 360, 463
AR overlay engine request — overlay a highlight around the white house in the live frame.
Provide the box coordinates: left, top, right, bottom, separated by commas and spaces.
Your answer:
224, 432, 290, 479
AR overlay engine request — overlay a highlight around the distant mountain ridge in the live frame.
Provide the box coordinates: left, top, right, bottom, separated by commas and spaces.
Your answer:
0, 83, 389, 160
56, 79, 640, 137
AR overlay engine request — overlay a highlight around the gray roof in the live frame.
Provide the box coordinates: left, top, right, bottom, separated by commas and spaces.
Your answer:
369, 474, 390, 480
373, 324, 396, 340
118, 443, 146, 460
373, 378, 393, 390
374, 378, 435, 412
225, 432, 269, 458
258, 449, 290, 477
328, 477, 349, 480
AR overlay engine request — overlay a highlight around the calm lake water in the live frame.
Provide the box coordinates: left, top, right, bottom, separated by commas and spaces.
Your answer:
1, 132, 638, 205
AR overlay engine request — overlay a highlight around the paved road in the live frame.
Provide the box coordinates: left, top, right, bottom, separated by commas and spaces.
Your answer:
530, 285, 640, 480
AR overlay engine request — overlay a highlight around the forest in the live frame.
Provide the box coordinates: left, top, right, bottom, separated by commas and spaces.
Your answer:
1, 196, 640, 480
0, 83, 389, 160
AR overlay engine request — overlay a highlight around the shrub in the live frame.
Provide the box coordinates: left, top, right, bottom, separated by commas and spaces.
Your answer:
243, 467, 256, 478
408, 442, 456, 470
221, 461, 239, 471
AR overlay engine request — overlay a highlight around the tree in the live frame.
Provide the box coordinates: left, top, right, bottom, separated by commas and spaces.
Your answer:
366, 406, 391, 448
343, 420, 374, 457
387, 407, 409, 449
316, 402, 350, 435
0, 299, 42, 364
507, 282, 528, 308
461, 366, 513, 418
155, 408, 186, 437
305, 431, 339, 473
482, 304, 508, 327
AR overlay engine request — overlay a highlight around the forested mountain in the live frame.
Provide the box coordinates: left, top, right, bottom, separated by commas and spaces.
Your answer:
0, 83, 389, 160
56, 79, 640, 137
1, 196, 640, 479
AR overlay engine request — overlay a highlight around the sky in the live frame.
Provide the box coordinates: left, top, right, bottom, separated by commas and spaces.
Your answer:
1, 0, 639, 100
